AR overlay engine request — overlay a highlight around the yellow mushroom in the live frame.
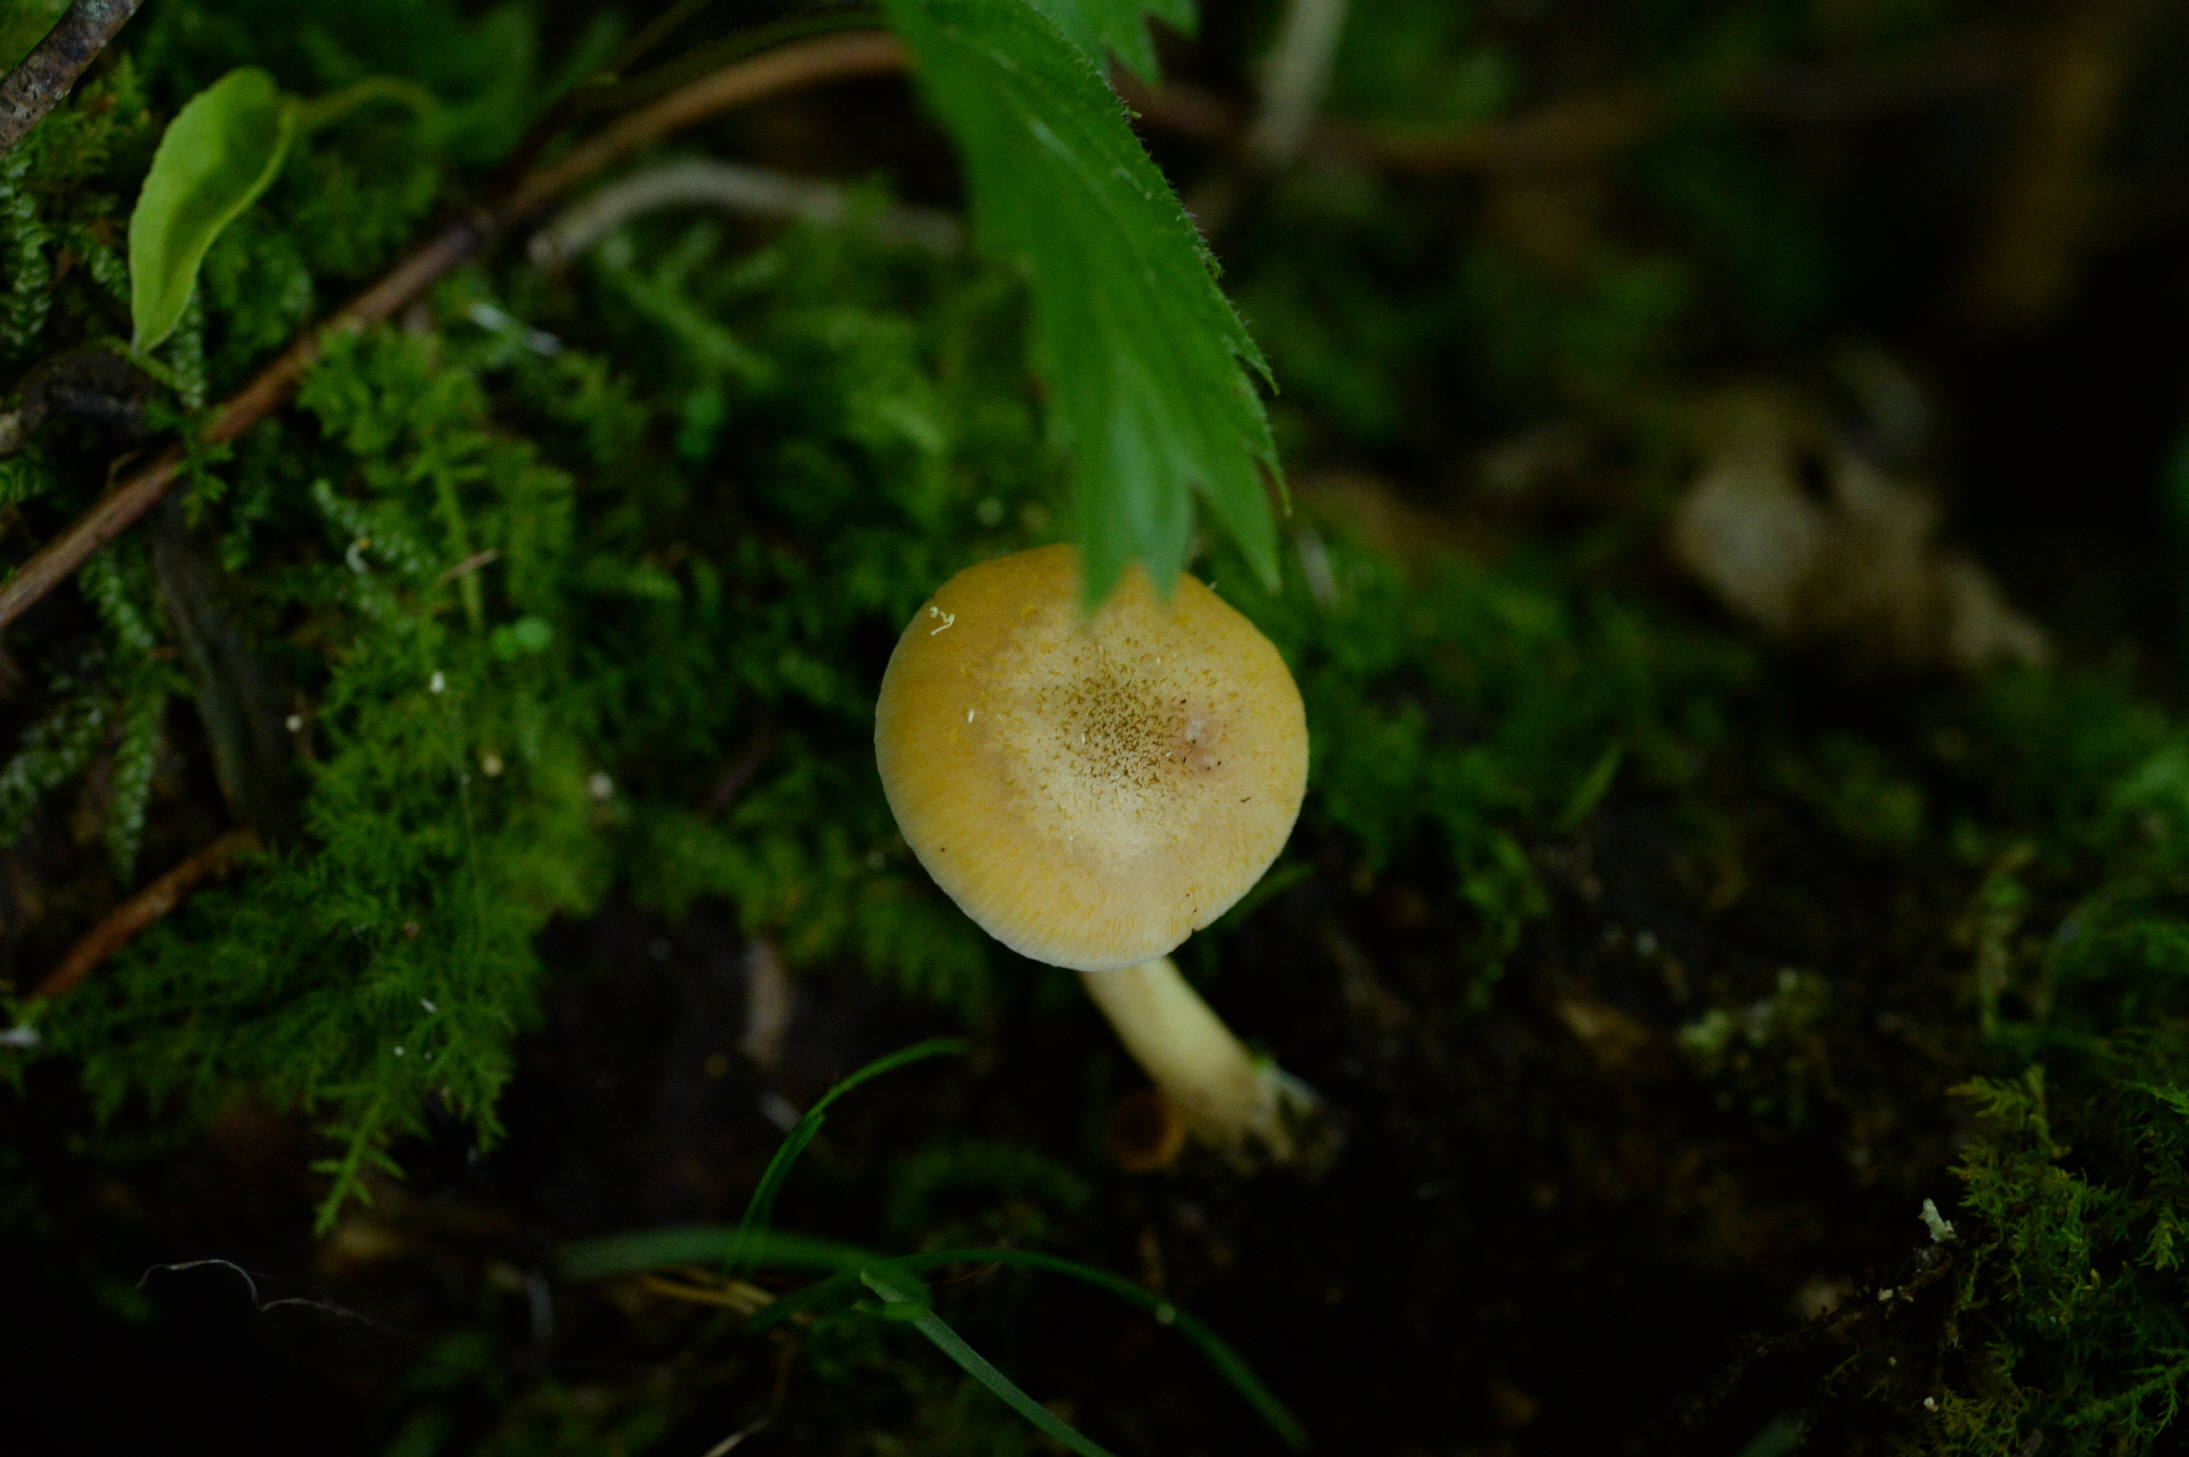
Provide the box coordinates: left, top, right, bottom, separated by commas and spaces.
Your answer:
875, 544, 1327, 1165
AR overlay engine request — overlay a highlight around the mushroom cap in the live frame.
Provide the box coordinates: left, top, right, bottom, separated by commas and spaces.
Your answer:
875, 544, 1308, 973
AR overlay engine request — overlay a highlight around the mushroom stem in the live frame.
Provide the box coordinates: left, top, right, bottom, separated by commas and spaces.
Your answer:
1078, 957, 1329, 1168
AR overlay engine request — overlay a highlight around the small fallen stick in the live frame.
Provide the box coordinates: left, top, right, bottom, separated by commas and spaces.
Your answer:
0, 0, 146, 160
32, 826, 260, 1001
0, 226, 479, 633
0, 29, 907, 635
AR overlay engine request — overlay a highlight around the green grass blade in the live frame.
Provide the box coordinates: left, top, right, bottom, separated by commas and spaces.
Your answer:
901, 1247, 1308, 1450
743, 1268, 865, 1331
562, 1226, 1305, 1448
862, 1268, 1116, 1457
730, 1118, 820, 1263
727, 1036, 966, 1271
561, 1226, 880, 1281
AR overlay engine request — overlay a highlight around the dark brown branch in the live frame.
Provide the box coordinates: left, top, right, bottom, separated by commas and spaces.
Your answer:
32, 827, 261, 1001
1118, 72, 1660, 176
1119, 29, 2016, 177
0, 223, 481, 631
0, 29, 907, 636
0, 0, 143, 158
568, 10, 887, 119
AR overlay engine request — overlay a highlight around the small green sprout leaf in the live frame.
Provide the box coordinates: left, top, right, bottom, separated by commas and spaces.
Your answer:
129, 68, 298, 354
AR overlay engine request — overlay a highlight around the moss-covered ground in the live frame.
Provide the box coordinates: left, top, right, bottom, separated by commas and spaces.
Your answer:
9, 2, 2189, 1454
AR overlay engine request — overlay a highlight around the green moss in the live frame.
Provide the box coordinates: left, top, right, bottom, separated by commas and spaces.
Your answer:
7, 5, 2189, 1453
1218, 537, 1750, 986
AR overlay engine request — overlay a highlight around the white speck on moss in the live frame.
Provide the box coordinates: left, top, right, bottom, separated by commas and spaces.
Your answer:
1921, 1198, 1957, 1243
428, 671, 445, 694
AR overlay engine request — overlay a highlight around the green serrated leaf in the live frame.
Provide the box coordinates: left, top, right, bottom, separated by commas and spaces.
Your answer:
1021, 0, 1195, 80
129, 68, 297, 354
880, 0, 1283, 607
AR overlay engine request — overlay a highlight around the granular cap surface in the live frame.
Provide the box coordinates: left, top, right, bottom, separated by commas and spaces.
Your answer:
875, 544, 1308, 972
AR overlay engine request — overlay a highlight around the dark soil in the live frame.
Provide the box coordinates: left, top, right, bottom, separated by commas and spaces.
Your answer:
1, 670, 2013, 1456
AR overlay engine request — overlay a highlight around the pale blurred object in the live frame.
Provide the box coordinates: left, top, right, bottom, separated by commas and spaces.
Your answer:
529, 158, 962, 269
1669, 384, 2047, 674
1245, 0, 1350, 169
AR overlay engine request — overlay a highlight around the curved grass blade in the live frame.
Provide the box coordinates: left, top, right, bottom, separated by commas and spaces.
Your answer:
727, 1035, 966, 1270
862, 1267, 1116, 1457
558, 1040, 1299, 1449
561, 1226, 880, 1281
573, 1226, 1306, 1449
129, 67, 296, 352
743, 1267, 864, 1330
901, 1247, 1308, 1450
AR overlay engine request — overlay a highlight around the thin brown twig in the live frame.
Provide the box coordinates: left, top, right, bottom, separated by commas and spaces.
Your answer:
0, 225, 480, 631
0, 28, 907, 636
1118, 71, 1660, 176
504, 31, 904, 220
0, 0, 143, 159
32, 826, 261, 1000
569, 10, 888, 119
1119, 28, 2016, 177
640, 1268, 779, 1314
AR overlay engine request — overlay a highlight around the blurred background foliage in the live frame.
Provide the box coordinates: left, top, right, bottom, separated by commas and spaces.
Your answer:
4, 0, 2189, 1454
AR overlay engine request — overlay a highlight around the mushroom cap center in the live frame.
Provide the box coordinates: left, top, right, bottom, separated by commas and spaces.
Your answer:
875, 545, 1308, 972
